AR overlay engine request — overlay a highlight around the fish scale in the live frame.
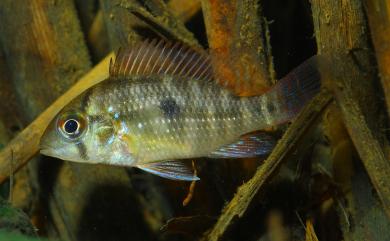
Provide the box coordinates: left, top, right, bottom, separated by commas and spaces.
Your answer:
86, 75, 264, 162
40, 39, 323, 181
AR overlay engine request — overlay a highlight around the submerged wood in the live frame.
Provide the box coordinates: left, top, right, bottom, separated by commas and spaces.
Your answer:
202, 90, 333, 241
0, 54, 111, 184
100, 0, 200, 50
0, 0, 91, 121
120, 0, 200, 48
364, 0, 390, 119
312, 0, 390, 221
0, 56, 23, 147
201, 0, 274, 96
168, 0, 201, 23
332, 67, 390, 218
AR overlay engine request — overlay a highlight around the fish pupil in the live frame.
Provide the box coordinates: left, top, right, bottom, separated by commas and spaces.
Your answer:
64, 119, 79, 134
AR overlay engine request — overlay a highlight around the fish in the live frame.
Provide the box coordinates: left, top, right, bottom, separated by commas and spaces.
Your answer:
40, 39, 322, 181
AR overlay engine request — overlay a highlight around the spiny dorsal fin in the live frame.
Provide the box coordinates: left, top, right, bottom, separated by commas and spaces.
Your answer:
109, 39, 213, 81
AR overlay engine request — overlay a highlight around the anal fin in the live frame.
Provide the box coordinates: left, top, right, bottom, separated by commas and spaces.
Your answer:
137, 160, 199, 181
208, 132, 275, 158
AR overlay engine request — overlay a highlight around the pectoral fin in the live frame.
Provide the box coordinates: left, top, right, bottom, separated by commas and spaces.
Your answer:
137, 160, 199, 181
208, 132, 276, 158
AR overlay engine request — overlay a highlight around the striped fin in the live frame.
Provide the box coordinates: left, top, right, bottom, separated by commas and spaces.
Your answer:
137, 160, 199, 181
109, 39, 213, 81
208, 132, 276, 158
271, 55, 324, 124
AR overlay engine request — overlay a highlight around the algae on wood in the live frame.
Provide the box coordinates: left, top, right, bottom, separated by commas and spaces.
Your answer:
311, 0, 390, 238
201, 0, 275, 96
0, 198, 36, 236
364, 0, 390, 119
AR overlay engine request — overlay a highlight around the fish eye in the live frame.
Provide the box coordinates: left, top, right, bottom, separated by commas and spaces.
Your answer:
57, 112, 87, 140
63, 119, 79, 135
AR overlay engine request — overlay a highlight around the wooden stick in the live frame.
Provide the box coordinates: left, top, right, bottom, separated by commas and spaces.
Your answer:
0, 54, 112, 184
168, 0, 201, 23
332, 71, 390, 218
202, 90, 333, 241
201, 0, 274, 96
312, 0, 390, 219
101, 0, 200, 49
364, 0, 390, 119
120, 0, 200, 48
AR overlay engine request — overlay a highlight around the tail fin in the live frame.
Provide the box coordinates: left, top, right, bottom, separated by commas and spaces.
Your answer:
270, 55, 324, 124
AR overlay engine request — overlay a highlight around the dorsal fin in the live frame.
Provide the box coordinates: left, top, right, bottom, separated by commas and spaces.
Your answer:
109, 39, 213, 81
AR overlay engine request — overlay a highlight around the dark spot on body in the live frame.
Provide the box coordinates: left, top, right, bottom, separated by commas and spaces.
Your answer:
76, 142, 88, 161
159, 98, 180, 118
267, 102, 275, 113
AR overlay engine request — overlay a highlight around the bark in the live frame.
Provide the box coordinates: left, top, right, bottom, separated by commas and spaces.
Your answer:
201, 0, 274, 96
311, 0, 390, 239
168, 0, 201, 23
0, 0, 91, 121
100, 0, 200, 50
0, 52, 23, 148
364, 0, 390, 119
87, 10, 110, 62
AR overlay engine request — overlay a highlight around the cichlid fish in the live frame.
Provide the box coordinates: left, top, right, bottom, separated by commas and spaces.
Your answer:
40, 40, 322, 181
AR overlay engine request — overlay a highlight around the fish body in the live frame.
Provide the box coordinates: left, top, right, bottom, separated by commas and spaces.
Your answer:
40, 40, 321, 180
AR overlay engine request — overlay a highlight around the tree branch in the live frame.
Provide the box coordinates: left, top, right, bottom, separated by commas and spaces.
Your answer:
201, 0, 274, 96
364, 0, 390, 119
312, 0, 390, 219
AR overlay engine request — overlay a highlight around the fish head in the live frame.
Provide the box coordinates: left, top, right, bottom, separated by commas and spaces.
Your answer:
40, 95, 125, 165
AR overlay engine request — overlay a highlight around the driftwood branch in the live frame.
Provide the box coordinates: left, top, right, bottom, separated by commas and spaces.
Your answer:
202, 90, 333, 241
201, 0, 274, 96
0, 54, 112, 184
332, 64, 390, 218
312, 0, 390, 219
120, 0, 200, 47
168, 0, 201, 23
100, 0, 200, 49
364, 0, 390, 118
0, 0, 92, 120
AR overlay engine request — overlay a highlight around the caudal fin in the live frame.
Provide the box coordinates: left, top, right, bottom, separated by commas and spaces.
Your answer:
271, 55, 324, 124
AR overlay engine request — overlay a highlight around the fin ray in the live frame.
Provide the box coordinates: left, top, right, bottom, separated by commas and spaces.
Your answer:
137, 160, 199, 181
272, 55, 323, 123
110, 39, 212, 82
